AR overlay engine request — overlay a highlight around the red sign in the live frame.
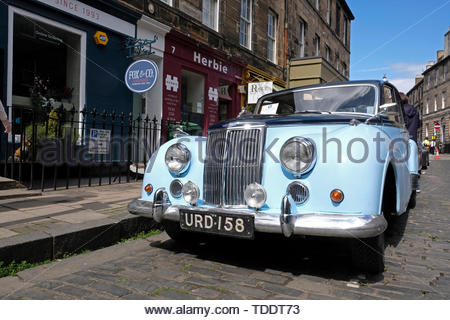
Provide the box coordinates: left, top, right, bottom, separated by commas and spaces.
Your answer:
434, 123, 441, 130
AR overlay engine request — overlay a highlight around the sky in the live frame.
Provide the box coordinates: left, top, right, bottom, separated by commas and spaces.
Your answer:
347, 0, 450, 93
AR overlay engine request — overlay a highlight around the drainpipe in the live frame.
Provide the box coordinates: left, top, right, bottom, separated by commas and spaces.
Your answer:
284, 0, 289, 81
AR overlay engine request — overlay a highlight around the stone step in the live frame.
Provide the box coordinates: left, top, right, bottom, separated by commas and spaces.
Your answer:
0, 177, 23, 190
0, 188, 42, 201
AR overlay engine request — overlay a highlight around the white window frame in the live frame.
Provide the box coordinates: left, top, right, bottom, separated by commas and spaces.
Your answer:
316, 0, 320, 10
160, 0, 173, 6
434, 95, 438, 111
443, 92, 446, 109
267, 11, 277, 63
298, 18, 305, 58
240, 0, 252, 49
314, 34, 320, 56
426, 100, 429, 114
325, 45, 330, 61
202, 0, 219, 31
327, 0, 331, 24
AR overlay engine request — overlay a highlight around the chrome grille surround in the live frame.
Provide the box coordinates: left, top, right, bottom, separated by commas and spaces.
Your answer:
287, 181, 309, 204
203, 125, 266, 206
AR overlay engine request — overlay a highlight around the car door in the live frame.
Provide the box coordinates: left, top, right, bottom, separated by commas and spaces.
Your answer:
381, 85, 411, 213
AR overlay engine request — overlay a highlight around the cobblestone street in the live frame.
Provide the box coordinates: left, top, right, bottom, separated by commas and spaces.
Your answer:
0, 157, 449, 300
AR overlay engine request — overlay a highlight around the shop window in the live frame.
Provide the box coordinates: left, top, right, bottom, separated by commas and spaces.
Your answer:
298, 19, 305, 58
181, 70, 205, 135
267, 11, 277, 63
240, 0, 252, 49
12, 14, 82, 112
202, 0, 219, 31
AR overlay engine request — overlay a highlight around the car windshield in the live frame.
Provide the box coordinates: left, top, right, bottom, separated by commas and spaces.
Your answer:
256, 85, 378, 115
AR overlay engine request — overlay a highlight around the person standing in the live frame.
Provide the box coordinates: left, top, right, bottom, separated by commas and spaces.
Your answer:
400, 93, 419, 141
0, 99, 11, 133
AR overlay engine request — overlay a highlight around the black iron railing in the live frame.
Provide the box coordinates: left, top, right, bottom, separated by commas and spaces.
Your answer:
0, 104, 161, 191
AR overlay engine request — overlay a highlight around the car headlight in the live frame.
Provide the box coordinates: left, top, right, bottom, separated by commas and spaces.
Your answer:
165, 143, 191, 174
280, 137, 316, 174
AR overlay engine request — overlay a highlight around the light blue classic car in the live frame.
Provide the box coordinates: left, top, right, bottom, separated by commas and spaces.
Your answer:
129, 80, 419, 273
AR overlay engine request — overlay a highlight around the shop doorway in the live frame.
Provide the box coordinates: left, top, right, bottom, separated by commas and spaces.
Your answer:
218, 82, 234, 121
180, 69, 204, 135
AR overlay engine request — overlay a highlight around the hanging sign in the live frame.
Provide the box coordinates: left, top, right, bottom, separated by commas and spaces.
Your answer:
248, 81, 273, 104
125, 60, 159, 93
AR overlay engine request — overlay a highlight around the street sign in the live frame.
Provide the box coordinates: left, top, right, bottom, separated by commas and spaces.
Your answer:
434, 123, 441, 130
88, 129, 111, 154
125, 59, 158, 93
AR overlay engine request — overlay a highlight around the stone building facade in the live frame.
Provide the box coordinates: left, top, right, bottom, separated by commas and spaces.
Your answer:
119, 0, 353, 133
408, 27, 450, 152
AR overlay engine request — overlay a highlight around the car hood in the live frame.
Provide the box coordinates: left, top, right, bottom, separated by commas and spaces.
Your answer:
209, 113, 373, 130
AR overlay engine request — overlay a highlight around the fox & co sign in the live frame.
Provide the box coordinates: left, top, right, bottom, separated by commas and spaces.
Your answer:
125, 59, 159, 93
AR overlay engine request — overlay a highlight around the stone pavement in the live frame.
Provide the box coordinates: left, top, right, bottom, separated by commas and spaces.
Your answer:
0, 181, 155, 264
0, 157, 449, 300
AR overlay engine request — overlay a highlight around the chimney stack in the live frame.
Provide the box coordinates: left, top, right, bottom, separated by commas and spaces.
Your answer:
437, 50, 444, 61
426, 61, 434, 69
415, 74, 423, 84
445, 26, 450, 57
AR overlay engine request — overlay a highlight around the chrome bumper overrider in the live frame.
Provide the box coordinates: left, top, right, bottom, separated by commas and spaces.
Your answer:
128, 198, 387, 239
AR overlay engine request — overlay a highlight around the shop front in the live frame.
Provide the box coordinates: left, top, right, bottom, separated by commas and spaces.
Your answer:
0, 0, 140, 121
162, 30, 245, 137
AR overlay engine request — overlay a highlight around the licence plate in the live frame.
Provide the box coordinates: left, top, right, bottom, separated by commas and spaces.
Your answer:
180, 210, 254, 239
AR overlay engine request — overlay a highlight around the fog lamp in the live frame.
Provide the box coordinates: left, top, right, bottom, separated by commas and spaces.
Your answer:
244, 183, 266, 209
330, 189, 344, 203
170, 179, 183, 198
182, 181, 200, 205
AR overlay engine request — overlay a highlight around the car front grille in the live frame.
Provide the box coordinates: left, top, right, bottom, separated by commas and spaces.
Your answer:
203, 126, 265, 206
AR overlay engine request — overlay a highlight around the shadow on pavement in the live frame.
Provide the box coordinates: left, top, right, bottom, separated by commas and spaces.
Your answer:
385, 211, 409, 248
151, 233, 384, 282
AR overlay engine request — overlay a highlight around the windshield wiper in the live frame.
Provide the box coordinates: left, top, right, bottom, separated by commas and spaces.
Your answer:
294, 110, 332, 114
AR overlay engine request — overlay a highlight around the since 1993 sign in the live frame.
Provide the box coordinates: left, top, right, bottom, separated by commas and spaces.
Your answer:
125, 59, 159, 93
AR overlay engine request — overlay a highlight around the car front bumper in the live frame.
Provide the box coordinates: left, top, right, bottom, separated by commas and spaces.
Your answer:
128, 198, 387, 239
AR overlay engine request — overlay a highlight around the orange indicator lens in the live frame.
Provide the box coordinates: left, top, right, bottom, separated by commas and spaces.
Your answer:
330, 189, 344, 203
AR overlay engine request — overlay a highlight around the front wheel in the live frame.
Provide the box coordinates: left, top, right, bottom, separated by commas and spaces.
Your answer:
351, 233, 385, 274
